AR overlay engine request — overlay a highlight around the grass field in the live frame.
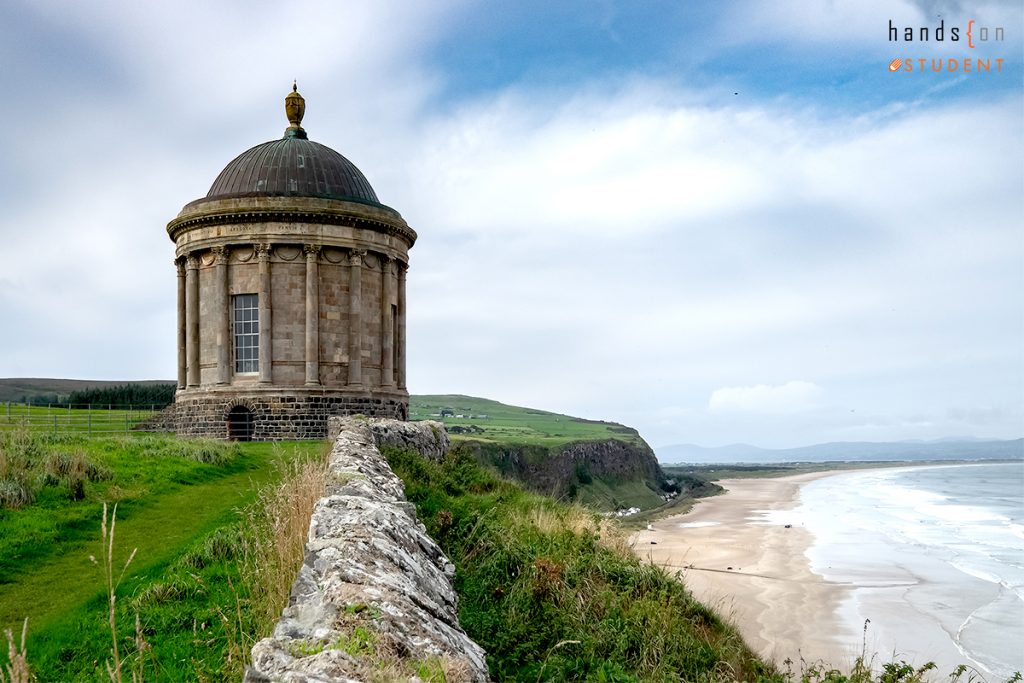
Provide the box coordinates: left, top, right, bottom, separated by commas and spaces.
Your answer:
0, 403, 161, 435
0, 430, 326, 680
410, 394, 643, 447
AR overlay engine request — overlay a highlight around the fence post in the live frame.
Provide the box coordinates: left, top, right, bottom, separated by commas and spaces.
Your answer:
53, 413, 57, 435
88, 406, 92, 436
125, 411, 129, 435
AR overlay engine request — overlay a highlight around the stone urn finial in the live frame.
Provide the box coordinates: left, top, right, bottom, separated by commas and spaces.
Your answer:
284, 81, 307, 139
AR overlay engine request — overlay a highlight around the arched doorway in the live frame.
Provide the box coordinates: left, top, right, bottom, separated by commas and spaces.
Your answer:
227, 405, 255, 441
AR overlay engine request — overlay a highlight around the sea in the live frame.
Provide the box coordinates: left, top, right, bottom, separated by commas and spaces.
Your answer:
789, 463, 1024, 679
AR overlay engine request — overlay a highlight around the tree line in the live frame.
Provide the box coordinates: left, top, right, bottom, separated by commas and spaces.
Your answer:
19, 383, 177, 408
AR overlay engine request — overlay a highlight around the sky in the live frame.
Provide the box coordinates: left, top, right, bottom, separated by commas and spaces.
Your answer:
0, 0, 1021, 449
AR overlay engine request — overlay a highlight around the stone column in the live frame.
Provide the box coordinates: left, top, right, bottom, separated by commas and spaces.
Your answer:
213, 246, 230, 385
396, 262, 407, 390
380, 256, 394, 388
347, 250, 365, 387
176, 259, 186, 390
304, 244, 320, 386
185, 254, 200, 388
257, 244, 273, 384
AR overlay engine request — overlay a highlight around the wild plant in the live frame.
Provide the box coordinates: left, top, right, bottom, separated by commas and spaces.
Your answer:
0, 619, 29, 683
239, 444, 330, 634
89, 503, 138, 683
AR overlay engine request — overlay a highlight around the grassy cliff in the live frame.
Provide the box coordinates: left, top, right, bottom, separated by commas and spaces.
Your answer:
383, 442, 778, 682
411, 395, 682, 513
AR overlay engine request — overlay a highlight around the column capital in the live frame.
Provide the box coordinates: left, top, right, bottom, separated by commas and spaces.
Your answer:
185, 254, 200, 270
255, 243, 272, 262
176, 258, 186, 276
304, 243, 321, 260
211, 245, 230, 264
396, 261, 408, 277
348, 249, 367, 265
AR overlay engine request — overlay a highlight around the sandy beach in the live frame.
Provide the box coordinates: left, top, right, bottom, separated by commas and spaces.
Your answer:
633, 467, 1022, 677
632, 472, 864, 670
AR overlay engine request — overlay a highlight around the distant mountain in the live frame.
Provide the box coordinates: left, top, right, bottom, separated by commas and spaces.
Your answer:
656, 438, 1024, 464
657, 443, 768, 462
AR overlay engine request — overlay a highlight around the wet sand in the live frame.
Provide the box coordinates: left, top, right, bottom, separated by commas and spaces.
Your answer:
632, 468, 1018, 677
631, 473, 862, 670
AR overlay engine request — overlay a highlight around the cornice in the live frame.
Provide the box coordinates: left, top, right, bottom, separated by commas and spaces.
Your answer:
167, 205, 417, 247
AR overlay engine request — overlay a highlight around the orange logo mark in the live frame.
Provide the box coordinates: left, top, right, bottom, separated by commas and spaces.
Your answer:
889, 58, 903, 72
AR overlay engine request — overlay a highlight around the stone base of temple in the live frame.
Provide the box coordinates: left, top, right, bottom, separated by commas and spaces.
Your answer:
172, 387, 409, 440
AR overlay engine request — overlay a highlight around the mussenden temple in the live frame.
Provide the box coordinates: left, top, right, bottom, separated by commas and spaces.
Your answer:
166, 85, 415, 440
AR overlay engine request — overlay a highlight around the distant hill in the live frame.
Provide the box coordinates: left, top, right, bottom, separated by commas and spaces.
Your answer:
410, 394, 642, 447
0, 378, 175, 404
657, 438, 1024, 464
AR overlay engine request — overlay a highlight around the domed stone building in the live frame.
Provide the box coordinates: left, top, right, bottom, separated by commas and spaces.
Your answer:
167, 85, 414, 440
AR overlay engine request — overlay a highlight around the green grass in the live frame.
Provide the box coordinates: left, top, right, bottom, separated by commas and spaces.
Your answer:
410, 394, 643, 447
384, 443, 778, 683
572, 476, 668, 511
0, 431, 325, 681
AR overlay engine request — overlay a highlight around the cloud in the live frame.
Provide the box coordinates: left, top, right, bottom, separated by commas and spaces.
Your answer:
0, 1, 1019, 449
709, 381, 824, 414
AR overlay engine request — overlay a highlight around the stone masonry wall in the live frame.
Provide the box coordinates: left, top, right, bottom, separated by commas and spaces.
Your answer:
244, 417, 488, 683
174, 393, 408, 440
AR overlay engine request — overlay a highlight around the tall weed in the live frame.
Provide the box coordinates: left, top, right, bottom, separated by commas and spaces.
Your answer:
89, 503, 138, 682
0, 620, 29, 683
0, 477, 34, 509
239, 444, 330, 634
0, 430, 114, 508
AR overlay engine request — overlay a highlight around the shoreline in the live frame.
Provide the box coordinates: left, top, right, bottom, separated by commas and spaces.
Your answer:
632, 471, 859, 669
630, 473, 856, 671
632, 465, 1019, 676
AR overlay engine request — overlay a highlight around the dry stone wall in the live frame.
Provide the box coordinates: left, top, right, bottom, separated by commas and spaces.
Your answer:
244, 417, 487, 683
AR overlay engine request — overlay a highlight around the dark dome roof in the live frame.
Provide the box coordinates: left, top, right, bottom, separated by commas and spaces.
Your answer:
207, 137, 380, 205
